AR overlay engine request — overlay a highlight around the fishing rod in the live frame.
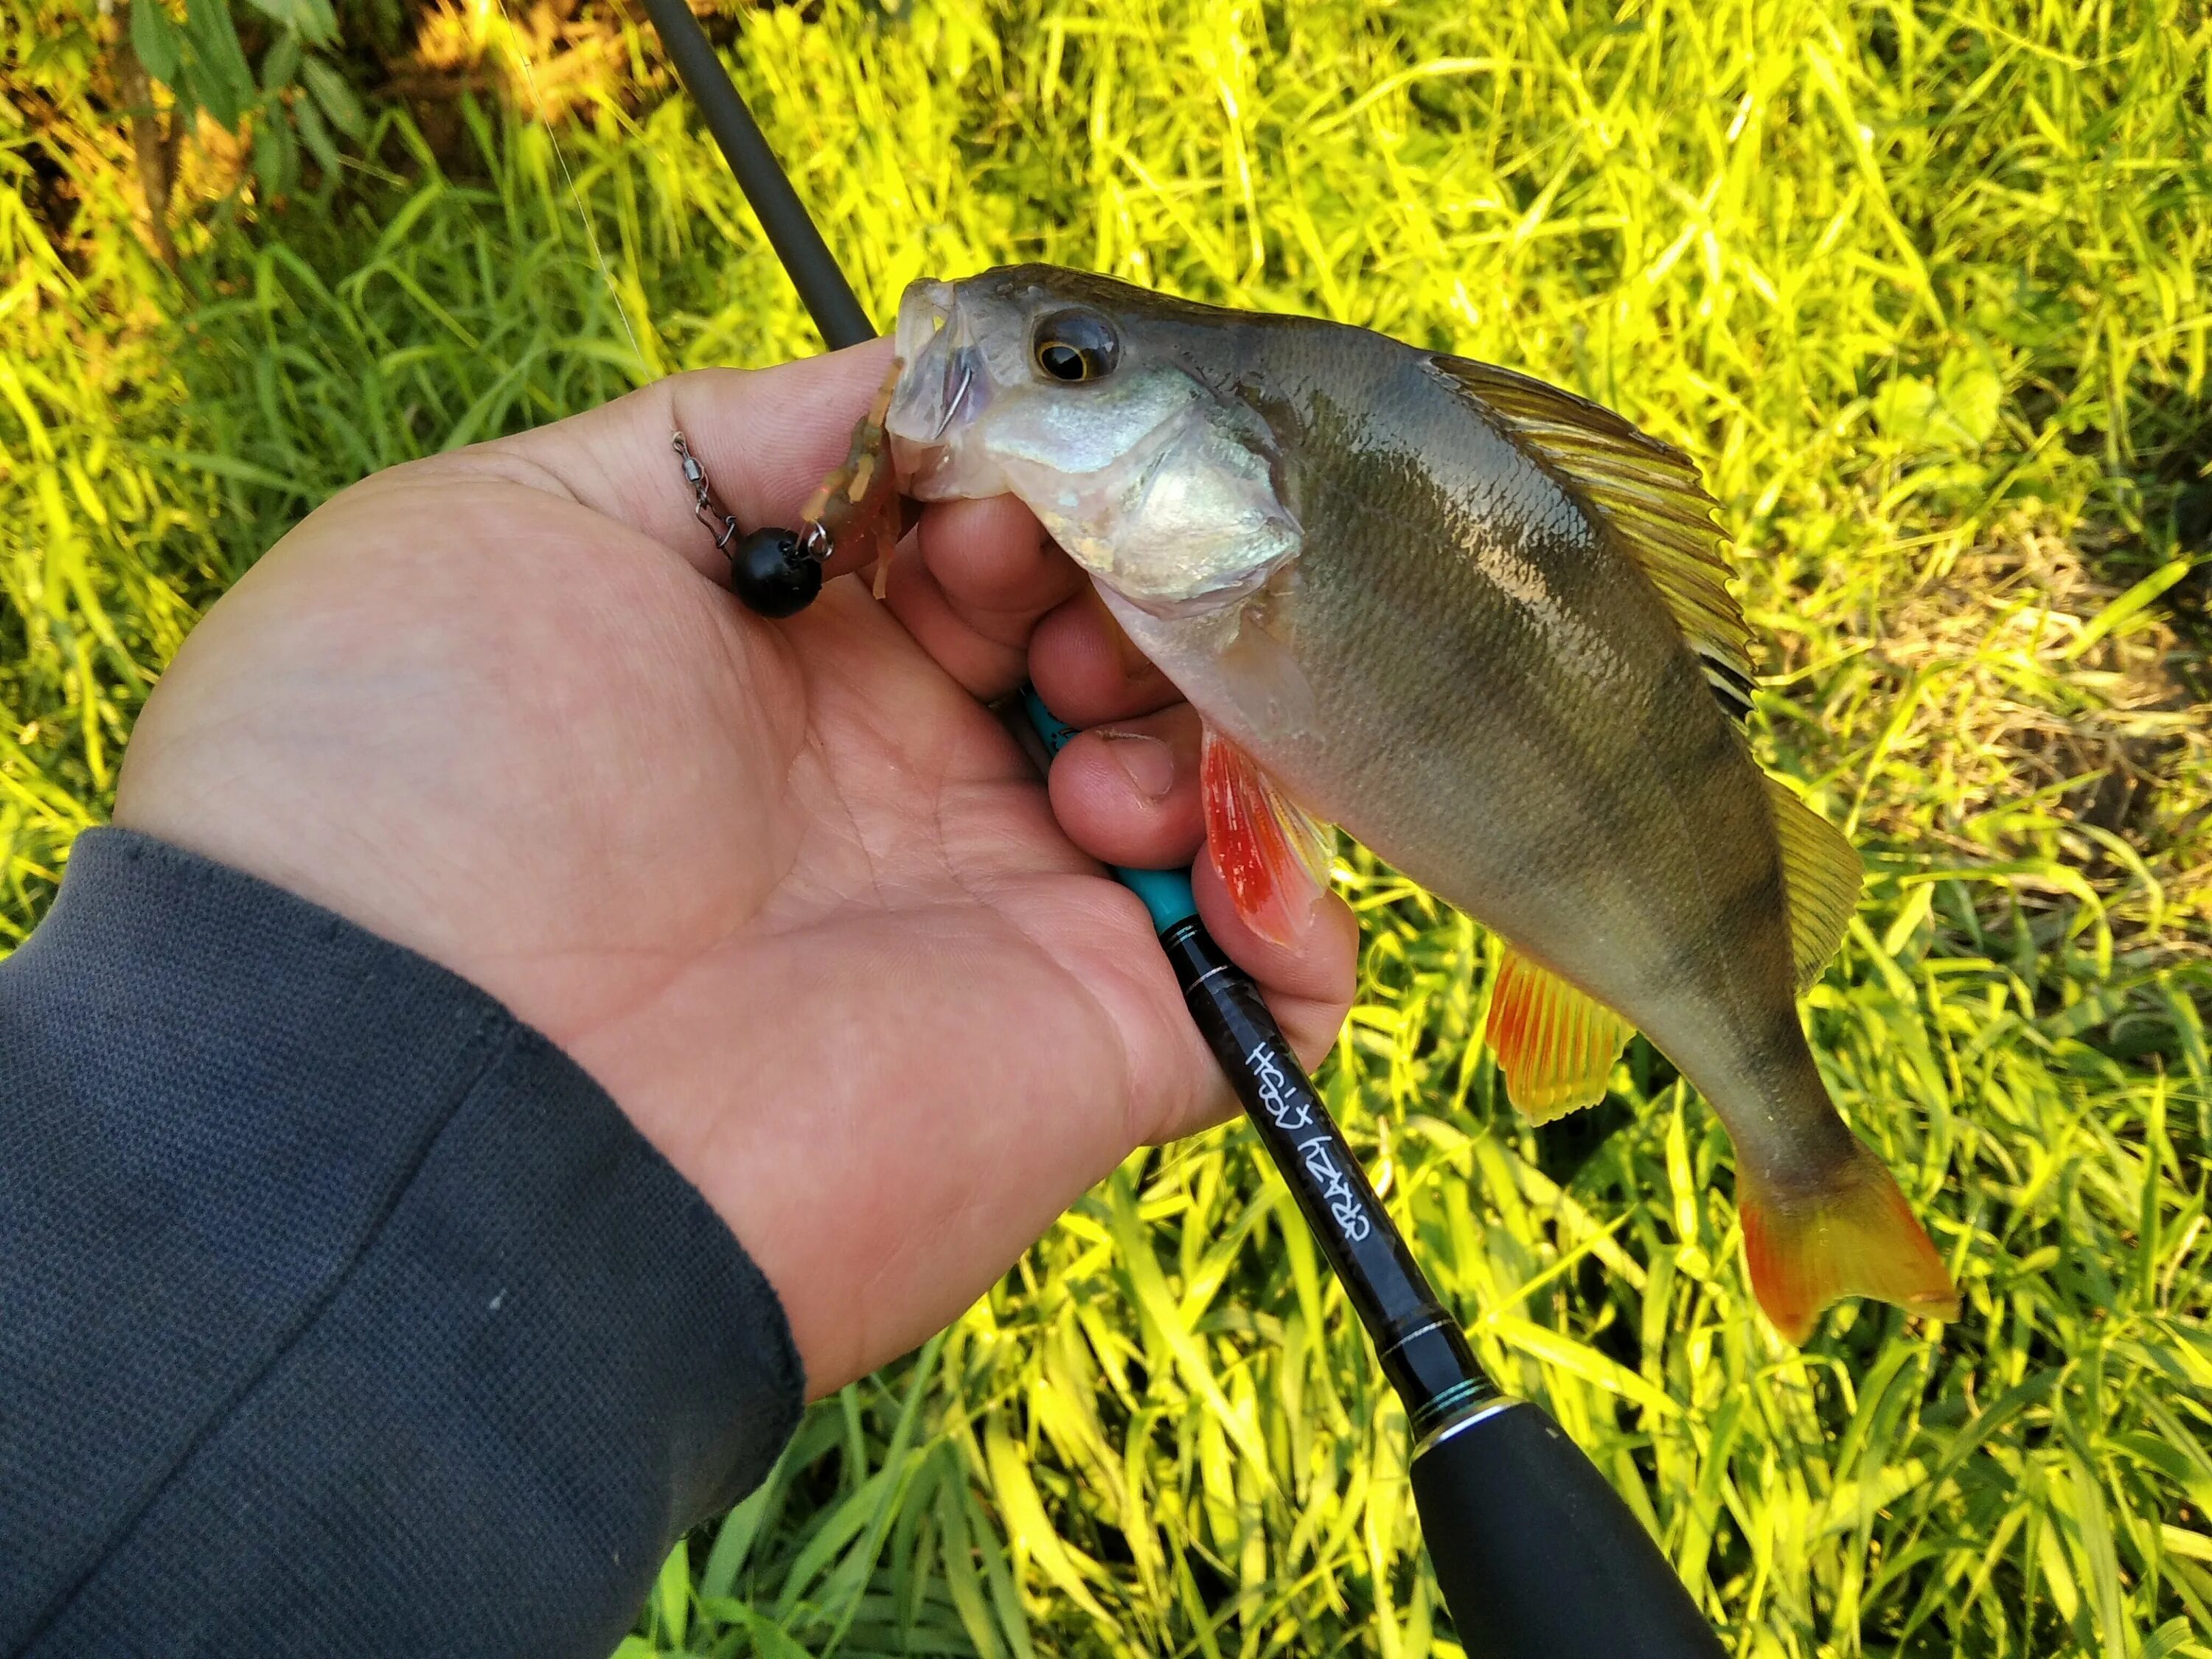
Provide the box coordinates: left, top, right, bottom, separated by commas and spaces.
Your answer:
633, 4, 1725, 1652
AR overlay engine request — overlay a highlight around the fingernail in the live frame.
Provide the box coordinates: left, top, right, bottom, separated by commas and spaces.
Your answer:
1099, 731, 1176, 802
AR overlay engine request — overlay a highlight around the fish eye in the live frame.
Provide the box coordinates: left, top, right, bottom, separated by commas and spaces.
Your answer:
1032, 311, 1120, 383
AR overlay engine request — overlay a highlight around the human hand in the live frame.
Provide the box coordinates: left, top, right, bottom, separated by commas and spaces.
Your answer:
112, 338, 1356, 1397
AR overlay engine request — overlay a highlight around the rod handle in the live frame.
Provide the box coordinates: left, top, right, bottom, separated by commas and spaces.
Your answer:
1411, 1402, 1725, 1658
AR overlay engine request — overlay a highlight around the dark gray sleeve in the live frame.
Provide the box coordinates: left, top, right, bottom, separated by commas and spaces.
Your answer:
0, 828, 804, 1658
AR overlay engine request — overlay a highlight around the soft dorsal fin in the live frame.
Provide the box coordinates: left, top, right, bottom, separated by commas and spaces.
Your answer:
1430, 355, 1757, 721
1484, 946, 1635, 1124
1764, 774, 1862, 990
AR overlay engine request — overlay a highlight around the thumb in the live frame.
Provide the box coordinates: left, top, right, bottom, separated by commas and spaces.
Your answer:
483, 337, 898, 582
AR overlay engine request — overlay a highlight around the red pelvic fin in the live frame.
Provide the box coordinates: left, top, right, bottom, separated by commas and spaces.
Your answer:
1200, 726, 1333, 947
1739, 1144, 1960, 1343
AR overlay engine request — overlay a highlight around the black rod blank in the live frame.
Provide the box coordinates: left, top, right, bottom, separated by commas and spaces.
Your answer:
636, 0, 877, 351
1158, 917, 1495, 1439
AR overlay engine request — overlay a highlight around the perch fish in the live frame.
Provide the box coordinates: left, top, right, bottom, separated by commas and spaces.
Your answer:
880, 265, 1959, 1343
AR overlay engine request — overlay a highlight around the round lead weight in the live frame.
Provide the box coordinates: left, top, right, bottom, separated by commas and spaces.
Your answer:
728, 526, 823, 618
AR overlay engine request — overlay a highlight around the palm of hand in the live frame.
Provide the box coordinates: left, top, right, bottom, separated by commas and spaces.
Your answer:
115, 353, 1351, 1393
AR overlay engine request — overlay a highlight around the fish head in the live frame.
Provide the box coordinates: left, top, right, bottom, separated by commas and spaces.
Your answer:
886, 266, 1300, 613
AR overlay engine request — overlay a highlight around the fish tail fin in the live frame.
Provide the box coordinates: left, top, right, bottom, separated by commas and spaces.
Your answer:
1739, 1141, 1959, 1343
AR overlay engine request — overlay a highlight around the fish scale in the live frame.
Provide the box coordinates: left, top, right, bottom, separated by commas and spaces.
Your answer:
1280, 386, 1740, 1017
885, 262, 1958, 1344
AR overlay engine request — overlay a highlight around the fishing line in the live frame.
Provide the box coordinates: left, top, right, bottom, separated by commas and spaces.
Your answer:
487, 0, 645, 369
484, 1, 845, 611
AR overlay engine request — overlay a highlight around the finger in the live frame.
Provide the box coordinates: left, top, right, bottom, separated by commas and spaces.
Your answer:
1120, 858, 1358, 1148
1046, 704, 1203, 871
424, 339, 901, 580
1029, 586, 1183, 725
1008, 846, 1356, 1156
921, 497, 1081, 641
884, 497, 1082, 699
1191, 856, 1358, 1082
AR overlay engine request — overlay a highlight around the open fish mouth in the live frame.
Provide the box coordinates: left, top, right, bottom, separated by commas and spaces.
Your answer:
887, 280, 993, 498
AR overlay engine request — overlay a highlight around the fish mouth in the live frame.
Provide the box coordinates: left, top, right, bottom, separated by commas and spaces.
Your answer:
887, 279, 993, 498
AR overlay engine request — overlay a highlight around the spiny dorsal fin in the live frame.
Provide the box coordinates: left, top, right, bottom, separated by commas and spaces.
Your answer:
1430, 354, 1756, 722
1764, 774, 1862, 991
1484, 946, 1635, 1124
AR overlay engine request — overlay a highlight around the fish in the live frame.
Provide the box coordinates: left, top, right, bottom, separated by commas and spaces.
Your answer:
880, 264, 1960, 1344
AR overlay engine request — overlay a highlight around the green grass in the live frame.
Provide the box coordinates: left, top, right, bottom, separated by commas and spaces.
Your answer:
7, 0, 2212, 1653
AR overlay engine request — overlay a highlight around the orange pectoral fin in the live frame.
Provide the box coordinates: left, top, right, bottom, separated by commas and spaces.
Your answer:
1200, 727, 1333, 947
1739, 1147, 1960, 1343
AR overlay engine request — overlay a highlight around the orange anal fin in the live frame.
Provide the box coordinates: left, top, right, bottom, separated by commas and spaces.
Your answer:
1739, 1148, 1960, 1343
1200, 727, 1332, 948
1483, 947, 1634, 1124
801, 357, 904, 588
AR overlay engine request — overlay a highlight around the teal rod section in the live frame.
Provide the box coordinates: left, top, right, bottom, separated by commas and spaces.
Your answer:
1018, 687, 1200, 933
